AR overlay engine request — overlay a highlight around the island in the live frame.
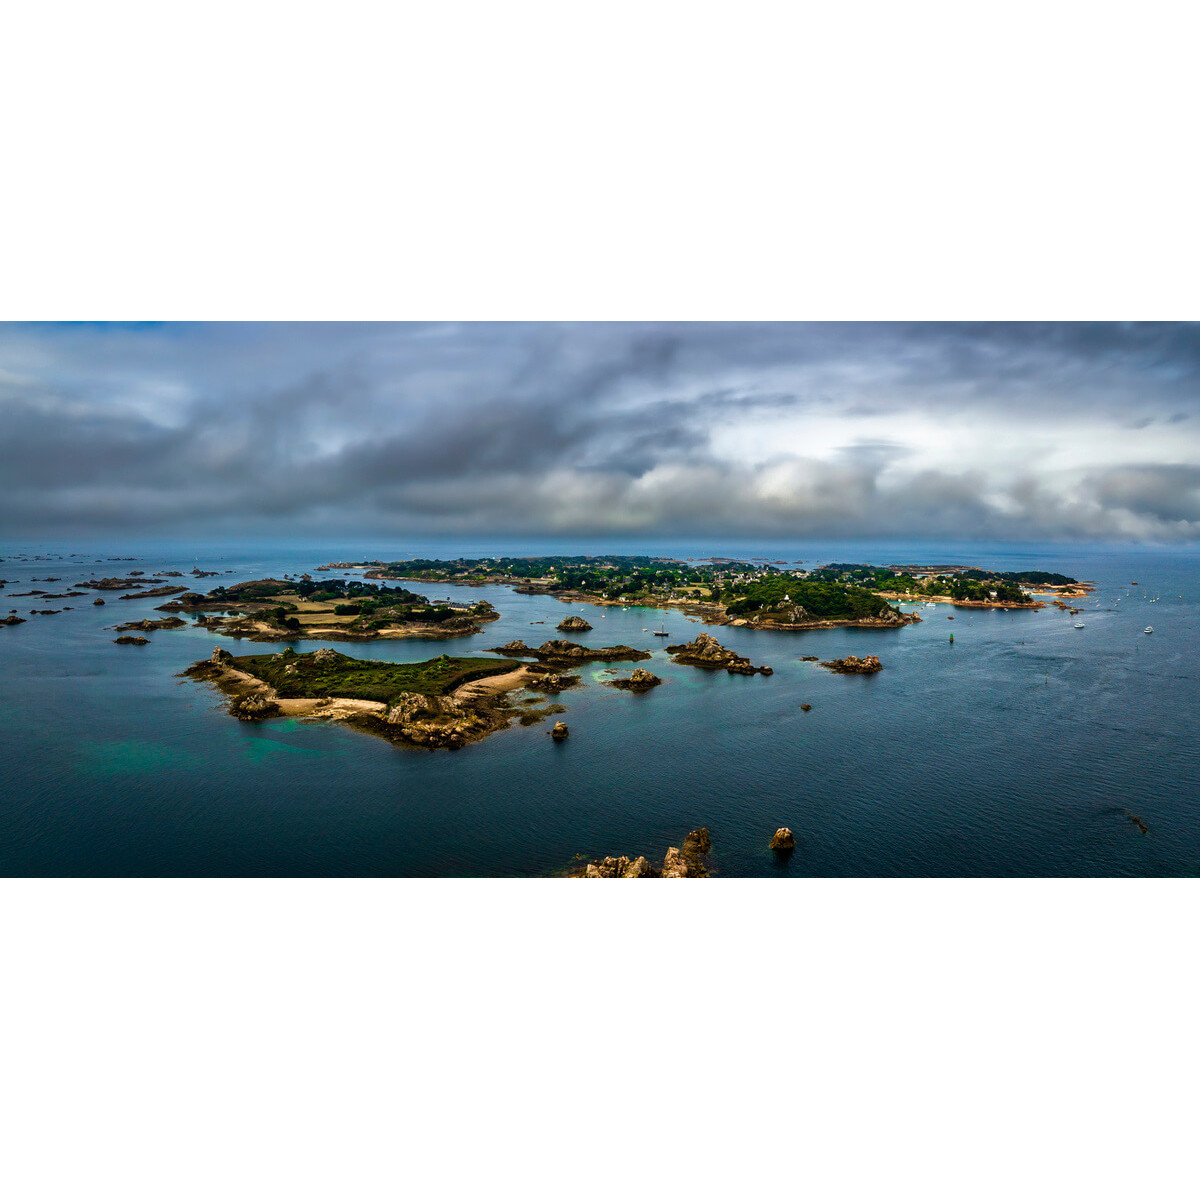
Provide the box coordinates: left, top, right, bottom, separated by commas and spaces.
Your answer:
319, 554, 1089, 624
184, 647, 565, 750
157, 576, 501, 642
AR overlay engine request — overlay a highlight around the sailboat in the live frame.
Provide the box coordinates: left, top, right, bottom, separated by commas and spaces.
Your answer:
653, 619, 670, 637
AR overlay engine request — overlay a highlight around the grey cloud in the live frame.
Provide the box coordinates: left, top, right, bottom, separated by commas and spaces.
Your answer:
1, 322, 1199, 542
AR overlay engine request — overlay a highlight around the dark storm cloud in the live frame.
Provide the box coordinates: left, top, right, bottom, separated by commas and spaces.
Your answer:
1, 322, 1198, 541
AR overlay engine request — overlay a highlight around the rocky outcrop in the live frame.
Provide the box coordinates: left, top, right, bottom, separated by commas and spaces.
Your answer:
211, 646, 233, 664
800, 703, 812, 712
113, 635, 150, 645
312, 647, 339, 664
1, 614, 26, 625
556, 614, 593, 632
113, 616, 187, 632
230, 693, 280, 720
550, 721, 570, 741
118, 586, 188, 600
820, 655, 882, 674
609, 667, 663, 691
770, 827, 796, 851
524, 667, 579, 692
380, 690, 493, 750
79, 576, 161, 590
496, 639, 532, 654
93, 598, 105, 606
574, 828, 712, 878
492, 639, 651, 666
667, 633, 770, 676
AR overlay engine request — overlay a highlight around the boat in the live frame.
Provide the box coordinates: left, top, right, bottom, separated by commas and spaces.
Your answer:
1074, 622, 1085, 629
1144, 626, 1153, 634
652, 620, 670, 637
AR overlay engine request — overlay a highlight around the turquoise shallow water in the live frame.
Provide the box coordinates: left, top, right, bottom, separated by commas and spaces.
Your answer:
1, 538, 1198, 875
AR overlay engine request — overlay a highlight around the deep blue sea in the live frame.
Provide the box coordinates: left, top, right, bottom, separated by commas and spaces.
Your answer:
1, 536, 1197, 876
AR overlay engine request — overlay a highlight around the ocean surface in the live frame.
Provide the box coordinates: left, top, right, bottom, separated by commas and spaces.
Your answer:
1, 536, 1197, 876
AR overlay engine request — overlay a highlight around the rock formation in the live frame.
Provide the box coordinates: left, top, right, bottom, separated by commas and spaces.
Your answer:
550, 721, 570, 741
93, 598, 105, 606
667, 633, 770, 676
492, 639, 650, 666
819, 655, 882, 674
1, 614, 26, 625
113, 616, 187, 633
609, 667, 662, 691
575, 827, 712, 878
770, 827, 796, 851
556, 614, 593, 632
230, 693, 280, 720
113, 635, 150, 645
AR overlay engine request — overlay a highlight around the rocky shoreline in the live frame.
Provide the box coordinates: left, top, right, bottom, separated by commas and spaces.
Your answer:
568, 827, 714, 877
184, 647, 563, 751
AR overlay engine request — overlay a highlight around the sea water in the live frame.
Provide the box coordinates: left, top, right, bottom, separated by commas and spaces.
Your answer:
1, 537, 1197, 876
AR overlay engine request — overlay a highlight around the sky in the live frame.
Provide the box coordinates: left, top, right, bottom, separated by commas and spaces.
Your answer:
2, 321, 1199, 544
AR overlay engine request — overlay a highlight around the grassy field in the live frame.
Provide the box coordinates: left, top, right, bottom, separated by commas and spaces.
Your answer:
232, 650, 519, 703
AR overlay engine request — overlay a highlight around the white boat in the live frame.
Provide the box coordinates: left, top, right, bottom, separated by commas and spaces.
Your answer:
1144, 626, 1153, 634
1074, 622, 1085, 629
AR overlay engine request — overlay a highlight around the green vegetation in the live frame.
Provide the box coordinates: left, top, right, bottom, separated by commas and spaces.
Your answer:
724, 578, 898, 620
806, 562, 1035, 604
231, 650, 519, 703
371, 555, 773, 602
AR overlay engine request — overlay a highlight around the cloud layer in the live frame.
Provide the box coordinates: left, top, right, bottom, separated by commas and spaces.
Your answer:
2, 322, 1199, 542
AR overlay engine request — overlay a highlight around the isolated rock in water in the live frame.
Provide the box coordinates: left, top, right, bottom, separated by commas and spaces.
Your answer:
211, 646, 233, 664
2, 614, 27, 625
770, 827, 796, 851
800, 703, 812, 712
113, 635, 150, 645
93, 598, 105, 606
550, 721, 570, 741
667, 633, 770, 676
819, 655, 882, 675
496, 639, 533, 654
610, 667, 663, 691
557, 614, 593, 632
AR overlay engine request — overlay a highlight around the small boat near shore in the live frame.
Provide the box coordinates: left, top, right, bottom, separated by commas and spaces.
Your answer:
1144, 626, 1154, 634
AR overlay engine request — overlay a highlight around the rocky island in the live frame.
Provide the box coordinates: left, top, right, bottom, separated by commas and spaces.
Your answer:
491, 638, 651, 666
158, 577, 500, 643
666, 633, 772, 676
184, 646, 561, 750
